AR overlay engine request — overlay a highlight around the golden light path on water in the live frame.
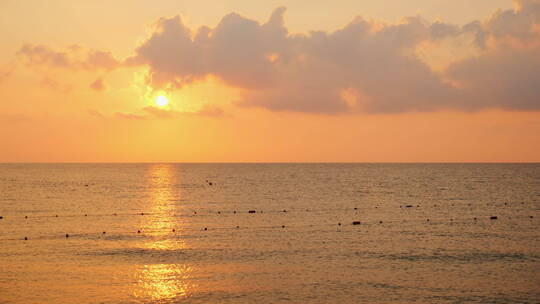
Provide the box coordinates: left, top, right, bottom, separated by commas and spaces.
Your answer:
132, 164, 197, 302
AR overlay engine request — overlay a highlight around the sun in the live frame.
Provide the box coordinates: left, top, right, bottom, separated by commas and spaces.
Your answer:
155, 95, 169, 107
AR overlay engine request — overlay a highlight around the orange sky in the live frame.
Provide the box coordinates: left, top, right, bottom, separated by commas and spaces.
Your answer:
0, 0, 539, 162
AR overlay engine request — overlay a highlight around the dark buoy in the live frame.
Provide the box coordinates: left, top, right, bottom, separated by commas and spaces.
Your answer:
209, 182, 213, 186
85, 184, 89, 187
427, 219, 430, 222
474, 217, 477, 220
530, 216, 534, 219
55, 215, 58, 217
283, 209, 287, 213
24, 237, 27, 240
405, 205, 413, 208
84, 214, 87, 217
25, 216, 28, 219
140, 212, 144, 216
114, 213, 117, 216
217, 211, 221, 214
233, 211, 236, 214
172, 229, 175, 232
194, 211, 197, 215
65, 234, 69, 238
379, 221, 383, 224
248, 210, 256, 214
352, 221, 361, 225
338, 222, 341, 226
102, 231, 106, 234
490, 216, 498, 220
137, 230, 141, 233
236, 225, 239, 229
354, 207, 358, 210
204, 227, 207, 231
281, 225, 285, 228
0, 216, 3, 219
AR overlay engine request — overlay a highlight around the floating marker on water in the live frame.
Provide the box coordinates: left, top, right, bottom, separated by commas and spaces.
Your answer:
490, 216, 498, 220
140, 213, 144, 216
354, 207, 358, 210
172, 229, 175, 232
137, 230, 141, 233
474, 217, 477, 220
283, 210, 287, 213
405, 205, 413, 208
352, 221, 361, 225
65, 234, 69, 238
379, 221, 383, 224
248, 210, 256, 214
530, 216, 534, 219
0, 216, 3, 219
25, 216, 28, 219
102, 231, 106, 234
84, 214, 87, 217
24, 237, 27, 240
233, 211, 236, 214
236, 226, 239, 229
55, 215, 58, 217
204, 228, 208, 231
281, 225, 285, 228
427, 219, 430, 222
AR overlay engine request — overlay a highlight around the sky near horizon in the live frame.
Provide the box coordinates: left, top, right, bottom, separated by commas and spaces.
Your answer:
0, 0, 539, 162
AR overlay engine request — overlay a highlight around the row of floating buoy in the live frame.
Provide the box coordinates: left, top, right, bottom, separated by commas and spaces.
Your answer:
0, 209, 535, 221
11, 215, 536, 241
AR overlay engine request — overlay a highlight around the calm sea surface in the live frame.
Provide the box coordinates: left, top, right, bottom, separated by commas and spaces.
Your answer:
0, 163, 539, 303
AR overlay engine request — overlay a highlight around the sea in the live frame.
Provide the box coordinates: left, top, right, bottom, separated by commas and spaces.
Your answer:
0, 163, 538, 303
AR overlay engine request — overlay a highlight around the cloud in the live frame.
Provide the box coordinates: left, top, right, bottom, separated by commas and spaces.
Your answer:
41, 76, 72, 92
132, 3, 540, 113
142, 105, 225, 118
114, 112, 145, 120
0, 63, 16, 85
87, 109, 104, 118
90, 77, 106, 91
15, 2, 540, 114
17, 44, 121, 71
0, 113, 31, 123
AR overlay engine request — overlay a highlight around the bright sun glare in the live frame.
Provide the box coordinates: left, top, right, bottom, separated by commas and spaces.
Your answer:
156, 95, 169, 107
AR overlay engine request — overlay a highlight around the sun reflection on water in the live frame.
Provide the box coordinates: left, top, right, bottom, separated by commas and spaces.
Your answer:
133, 164, 196, 301
134, 264, 195, 301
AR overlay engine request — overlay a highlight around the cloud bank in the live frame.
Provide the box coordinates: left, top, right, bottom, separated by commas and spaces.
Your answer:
18, 0, 540, 114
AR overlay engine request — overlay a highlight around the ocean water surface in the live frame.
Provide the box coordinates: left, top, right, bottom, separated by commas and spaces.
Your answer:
0, 163, 539, 303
